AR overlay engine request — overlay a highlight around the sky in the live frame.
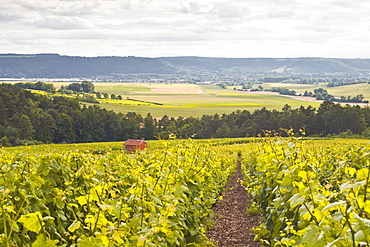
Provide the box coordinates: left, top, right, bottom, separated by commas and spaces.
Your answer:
1, 0, 370, 58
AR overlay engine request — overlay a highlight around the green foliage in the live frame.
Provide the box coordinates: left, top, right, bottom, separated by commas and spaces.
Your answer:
242, 137, 370, 246
65, 81, 95, 93
0, 136, 11, 147
0, 140, 234, 246
15, 82, 56, 93
327, 80, 369, 87
263, 76, 290, 83
80, 94, 99, 104
268, 87, 296, 96
2, 83, 370, 146
303, 88, 368, 103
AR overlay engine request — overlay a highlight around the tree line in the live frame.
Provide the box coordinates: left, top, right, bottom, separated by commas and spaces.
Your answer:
15, 81, 56, 93
303, 88, 368, 103
1, 83, 370, 146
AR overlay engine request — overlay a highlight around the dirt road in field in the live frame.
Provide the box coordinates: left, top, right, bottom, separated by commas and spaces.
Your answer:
206, 157, 261, 247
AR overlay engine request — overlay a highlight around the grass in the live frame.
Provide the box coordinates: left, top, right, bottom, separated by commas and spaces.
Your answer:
91, 83, 322, 117
326, 83, 370, 98
256, 82, 370, 98
31, 82, 369, 118
95, 93, 320, 118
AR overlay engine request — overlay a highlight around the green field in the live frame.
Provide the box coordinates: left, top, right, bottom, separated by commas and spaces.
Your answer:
92, 83, 321, 117
28, 81, 370, 118
258, 82, 370, 98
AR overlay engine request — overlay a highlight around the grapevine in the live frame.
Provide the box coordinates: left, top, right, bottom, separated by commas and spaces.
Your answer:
242, 137, 370, 246
0, 140, 234, 246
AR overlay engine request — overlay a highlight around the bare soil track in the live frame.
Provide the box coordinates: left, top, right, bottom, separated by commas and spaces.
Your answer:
206, 158, 261, 247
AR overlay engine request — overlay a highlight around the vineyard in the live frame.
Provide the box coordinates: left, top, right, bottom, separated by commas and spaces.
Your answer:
1, 137, 370, 246
242, 137, 370, 246
0, 140, 236, 246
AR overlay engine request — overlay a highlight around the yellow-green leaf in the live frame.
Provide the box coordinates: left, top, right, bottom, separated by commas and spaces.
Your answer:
17, 211, 44, 234
289, 194, 305, 208
32, 234, 59, 247
76, 196, 88, 206
68, 220, 81, 233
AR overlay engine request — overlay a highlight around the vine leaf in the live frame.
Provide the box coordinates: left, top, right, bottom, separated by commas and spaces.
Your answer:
32, 234, 59, 247
17, 212, 44, 234
68, 220, 81, 233
289, 194, 305, 208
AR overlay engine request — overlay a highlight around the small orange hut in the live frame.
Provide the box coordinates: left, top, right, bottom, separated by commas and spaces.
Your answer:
124, 139, 148, 152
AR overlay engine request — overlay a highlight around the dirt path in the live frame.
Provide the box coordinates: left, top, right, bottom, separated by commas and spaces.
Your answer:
206, 158, 261, 247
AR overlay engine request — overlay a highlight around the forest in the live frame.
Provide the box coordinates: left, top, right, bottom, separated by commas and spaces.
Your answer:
1, 83, 370, 146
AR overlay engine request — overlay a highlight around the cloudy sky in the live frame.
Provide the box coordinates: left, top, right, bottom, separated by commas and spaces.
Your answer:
1, 0, 370, 58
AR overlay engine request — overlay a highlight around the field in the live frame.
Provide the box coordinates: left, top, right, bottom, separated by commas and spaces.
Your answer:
92, 83, 321, 117
258, 82, 370, 98
94, 83, 370, 117
13, 81, 370, 118
1, 137, 370, 246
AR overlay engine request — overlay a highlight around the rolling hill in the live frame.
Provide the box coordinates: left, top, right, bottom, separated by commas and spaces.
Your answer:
1, 54, 370, 78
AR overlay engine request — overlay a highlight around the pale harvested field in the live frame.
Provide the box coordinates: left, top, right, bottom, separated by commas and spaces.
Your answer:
145, 83, 205, 94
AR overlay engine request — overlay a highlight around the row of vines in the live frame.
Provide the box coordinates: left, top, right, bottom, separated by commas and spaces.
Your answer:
0, 141, 234, 246
242, 137, 370, 246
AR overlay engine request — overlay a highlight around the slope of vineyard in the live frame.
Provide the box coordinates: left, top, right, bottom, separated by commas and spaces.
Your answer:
242, 136, 370, 246
2, 137, 370, 246
0, 140, 235, 246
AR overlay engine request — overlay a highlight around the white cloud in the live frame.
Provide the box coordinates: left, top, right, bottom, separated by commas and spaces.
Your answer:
1, 0, 370, 58
267, 10, 295, 18
0, 0, 37, 22
35, 16, 95, 30
11, 0, 106, 16
116, 0, 214, 14
179, 1, 214, 14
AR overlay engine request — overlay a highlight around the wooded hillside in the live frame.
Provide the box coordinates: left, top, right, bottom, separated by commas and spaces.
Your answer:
1, 83, 370, 146
2, 54, 370, 78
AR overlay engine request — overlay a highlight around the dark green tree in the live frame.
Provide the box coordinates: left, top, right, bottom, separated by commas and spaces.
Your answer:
66, 83, 83, 92
32, 110, 56, 143
52, 113, 75, 143
81, 80, 95, 93
11, 113, 34, 140
143, 113, 157, 139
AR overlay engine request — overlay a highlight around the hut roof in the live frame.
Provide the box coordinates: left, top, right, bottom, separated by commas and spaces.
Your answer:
124, 139, 147, 146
